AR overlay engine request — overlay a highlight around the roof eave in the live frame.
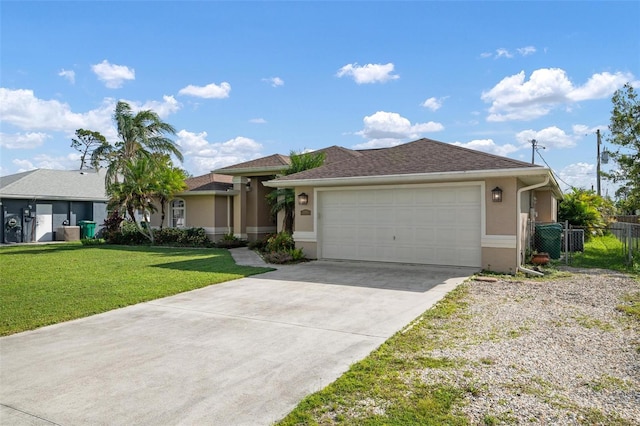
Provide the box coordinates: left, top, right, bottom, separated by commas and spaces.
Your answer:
265, 167, 559, 191
212, 165, 285, 177
0, 194, 108, 202
176, 190, 239, 196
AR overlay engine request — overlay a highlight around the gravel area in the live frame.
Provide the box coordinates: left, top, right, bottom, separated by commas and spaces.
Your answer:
420, 267, 640, 425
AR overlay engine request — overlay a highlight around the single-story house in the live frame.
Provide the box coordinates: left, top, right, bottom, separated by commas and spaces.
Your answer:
262, 138, 562, 274
151, 138, 561, 274
0, 169, 108, 243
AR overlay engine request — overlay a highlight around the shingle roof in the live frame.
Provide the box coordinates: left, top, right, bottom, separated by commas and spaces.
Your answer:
217, 154, 291, 171
184, 173, 233, 192
276, 138, 541, 181
0, 169, 108, 201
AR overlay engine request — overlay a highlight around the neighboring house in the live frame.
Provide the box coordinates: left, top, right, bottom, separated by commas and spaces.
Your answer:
0, 169, 108, 243
263, 138, 562, 275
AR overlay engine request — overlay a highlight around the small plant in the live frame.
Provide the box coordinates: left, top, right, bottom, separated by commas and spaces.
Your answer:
265, 232, 295, 252
263, 248, 306, 264
215, 233, 247, 249
81, 238, 106, 246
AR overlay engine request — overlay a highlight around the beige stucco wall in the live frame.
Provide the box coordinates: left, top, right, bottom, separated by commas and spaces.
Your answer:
533, 189, 557, 223
484, 177, 518, 236
482, 247, 516, 274
294, 187, 314, 233
289, 177, 557, 274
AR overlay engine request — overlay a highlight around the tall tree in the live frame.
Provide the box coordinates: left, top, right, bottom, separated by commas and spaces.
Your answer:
606, 83, 640, 213
266, 151, 326, 234
70, 129, 109, 170
96, 101, 183, 188
90, 101, 185, 241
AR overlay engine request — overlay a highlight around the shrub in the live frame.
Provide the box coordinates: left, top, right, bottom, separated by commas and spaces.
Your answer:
262, 248, 306, 264
248, 235, 271, 252
81, 238, 106, 246
214, 233, 247, 249
265, 232, 295, 252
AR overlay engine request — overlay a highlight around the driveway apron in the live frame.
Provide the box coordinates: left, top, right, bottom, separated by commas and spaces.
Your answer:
0, 260, 475, 425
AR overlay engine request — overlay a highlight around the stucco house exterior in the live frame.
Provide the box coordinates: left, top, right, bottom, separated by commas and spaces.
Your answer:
148, 172, 238, 242
263, 138, 561, 274
151, 138, 561, 274
0, 169, 108, 243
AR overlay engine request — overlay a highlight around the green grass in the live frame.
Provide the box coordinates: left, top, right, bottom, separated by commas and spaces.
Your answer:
570, 234, 639, 274
0, 243, 272, 336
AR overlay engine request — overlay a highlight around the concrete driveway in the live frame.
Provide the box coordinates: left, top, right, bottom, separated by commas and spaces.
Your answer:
1, 260, 476, 425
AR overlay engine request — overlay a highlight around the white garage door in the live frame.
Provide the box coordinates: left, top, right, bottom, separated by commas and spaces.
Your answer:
319, 186, 481, 267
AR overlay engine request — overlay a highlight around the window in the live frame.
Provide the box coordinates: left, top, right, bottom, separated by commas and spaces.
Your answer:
171, 199, 185, 228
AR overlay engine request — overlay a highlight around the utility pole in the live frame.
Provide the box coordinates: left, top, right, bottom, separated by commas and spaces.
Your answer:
596, 129, 601, 196
531, 139, 544, 164
531, 139, 537, 164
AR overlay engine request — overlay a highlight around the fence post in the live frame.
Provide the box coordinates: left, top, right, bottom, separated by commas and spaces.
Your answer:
628, 223, 633, 265
564, 220, 569, 265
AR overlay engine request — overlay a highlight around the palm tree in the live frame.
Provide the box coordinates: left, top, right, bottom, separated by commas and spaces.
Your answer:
92, 101, 185, 241
107, 156, 160, 243
266, 151, 325, 234
97, 101, 183, 188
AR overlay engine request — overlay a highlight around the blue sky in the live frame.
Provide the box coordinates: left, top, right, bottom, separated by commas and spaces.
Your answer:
1, 1, 638, 196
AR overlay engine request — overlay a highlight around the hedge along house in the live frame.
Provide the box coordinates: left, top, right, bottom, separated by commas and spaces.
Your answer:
264, 138, 562, 275
0, 169, 108, 243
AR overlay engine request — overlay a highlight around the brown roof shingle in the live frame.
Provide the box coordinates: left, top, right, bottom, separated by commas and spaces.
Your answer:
184, 173, 233, 192
216, 154, 291, 171
277, 138, 541, 181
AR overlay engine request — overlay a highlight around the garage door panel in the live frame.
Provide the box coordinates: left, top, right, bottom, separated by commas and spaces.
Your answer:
320, 186, 481, 267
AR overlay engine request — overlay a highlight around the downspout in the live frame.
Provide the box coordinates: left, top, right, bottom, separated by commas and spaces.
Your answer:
516, 175, 550, 276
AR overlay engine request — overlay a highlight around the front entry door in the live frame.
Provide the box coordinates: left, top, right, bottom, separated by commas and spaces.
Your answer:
36, 204, 53, 242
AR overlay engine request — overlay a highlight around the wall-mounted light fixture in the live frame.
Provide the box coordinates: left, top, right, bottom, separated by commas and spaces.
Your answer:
298, 192, 309, 205
491, 187, 503, 203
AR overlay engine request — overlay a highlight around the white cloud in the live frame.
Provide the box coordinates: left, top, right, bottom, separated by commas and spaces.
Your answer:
58, 69, 75, 84
421, 96, 446, 111
356, 111, 444, 140
482, 68, 634, 121
517, 46, 536, 56
452, 139, 520, 157
567, 72, 632, 101
495, 48, 513, 59
91, 60, 135, 89
558, 162, 596, 190
136, 95, 181, 119
482, 46, 537, 59
249, 118, 267, 124
352, 111, 443, 149
0, 88, 114, 136
176, 130, 263, 175
0, 132, 51, 149
178, 82, 231, 99
336, 62, 399, 84
515, 126, 578, 149
262, 77, 284, 87
12, 153, 80, 172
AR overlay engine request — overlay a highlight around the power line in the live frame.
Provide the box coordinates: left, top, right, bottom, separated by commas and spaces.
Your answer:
534, 147, 576, 191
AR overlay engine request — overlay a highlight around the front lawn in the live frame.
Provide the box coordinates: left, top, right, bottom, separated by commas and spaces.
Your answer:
0, 243, 272, 336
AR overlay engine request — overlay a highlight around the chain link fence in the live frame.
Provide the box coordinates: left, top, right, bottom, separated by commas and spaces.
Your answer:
529, 218, 639, 266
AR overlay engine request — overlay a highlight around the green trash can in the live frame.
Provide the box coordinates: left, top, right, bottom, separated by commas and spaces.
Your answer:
535, 223, 563, 259
78, 220, 97, 239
